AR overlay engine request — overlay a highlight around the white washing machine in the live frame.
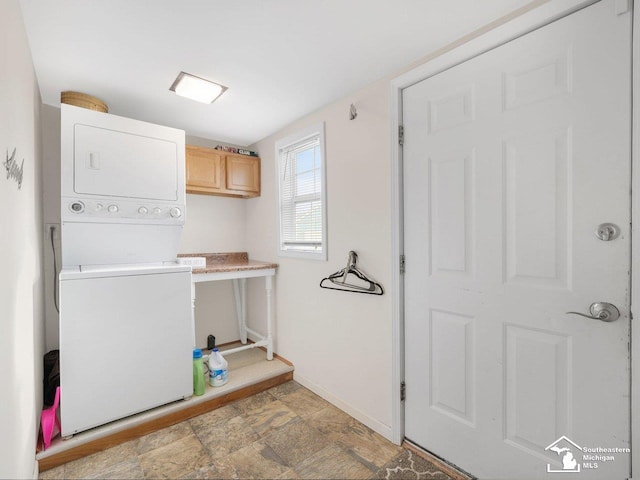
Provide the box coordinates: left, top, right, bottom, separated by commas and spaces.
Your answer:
59, 104, 193, 436
59, 264, 192, 436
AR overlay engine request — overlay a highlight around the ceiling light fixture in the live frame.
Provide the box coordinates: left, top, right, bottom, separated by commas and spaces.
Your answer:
169, 72, 227, 104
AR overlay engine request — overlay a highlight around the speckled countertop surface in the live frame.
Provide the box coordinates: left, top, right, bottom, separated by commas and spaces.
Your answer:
178, 252, 278, 274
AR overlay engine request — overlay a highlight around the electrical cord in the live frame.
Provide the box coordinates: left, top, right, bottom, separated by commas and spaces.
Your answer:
50, 226, 59, 313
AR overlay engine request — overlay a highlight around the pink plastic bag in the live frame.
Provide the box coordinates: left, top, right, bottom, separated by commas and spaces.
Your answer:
40, 386, 60, 450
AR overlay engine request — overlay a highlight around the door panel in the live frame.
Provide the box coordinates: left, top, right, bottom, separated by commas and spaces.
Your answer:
430, 309, 476, 426
504, 325, 571, 454
429, 150, 475, 277
403, 1, 631, 478
503, 128, 570, 288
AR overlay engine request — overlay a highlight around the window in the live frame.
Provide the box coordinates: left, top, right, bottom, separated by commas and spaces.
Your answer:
276, 123, 327, 260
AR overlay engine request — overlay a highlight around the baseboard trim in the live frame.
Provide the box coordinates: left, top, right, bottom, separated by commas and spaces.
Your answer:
257, 346, 293, 366
293, 373, 394, 442
38, 371, 293, 472
246, 338, 294, 366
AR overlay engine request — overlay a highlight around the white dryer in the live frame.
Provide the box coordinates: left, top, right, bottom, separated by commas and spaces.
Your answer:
60, 103, 186, 267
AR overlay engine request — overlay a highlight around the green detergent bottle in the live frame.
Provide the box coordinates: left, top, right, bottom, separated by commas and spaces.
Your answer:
193, 348, 205, 396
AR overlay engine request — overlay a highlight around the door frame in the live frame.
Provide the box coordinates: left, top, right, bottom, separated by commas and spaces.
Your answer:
389, 0, 638, 474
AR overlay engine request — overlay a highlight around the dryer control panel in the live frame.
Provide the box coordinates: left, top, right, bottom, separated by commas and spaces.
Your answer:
63, 197, 184, 225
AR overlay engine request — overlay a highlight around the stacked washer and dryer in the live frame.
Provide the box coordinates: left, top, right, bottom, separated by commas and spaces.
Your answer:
58, 104, 194, 437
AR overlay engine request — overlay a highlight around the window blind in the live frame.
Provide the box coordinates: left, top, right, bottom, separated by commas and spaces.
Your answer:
278, 134, 323, 253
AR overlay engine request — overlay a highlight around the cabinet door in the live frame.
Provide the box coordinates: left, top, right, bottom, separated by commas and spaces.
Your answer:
226, 155, 260, 194
186, 146, 223, 190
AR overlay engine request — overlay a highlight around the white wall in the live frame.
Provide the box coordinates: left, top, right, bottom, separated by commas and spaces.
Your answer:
0, 0, 45, 477
41, 104, 60, 352
246, 79, 393, 436
180, 191, 247, 349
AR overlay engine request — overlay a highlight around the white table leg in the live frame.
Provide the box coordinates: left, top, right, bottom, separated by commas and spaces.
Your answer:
232, 278, 248, 344
265, 275, 273, 360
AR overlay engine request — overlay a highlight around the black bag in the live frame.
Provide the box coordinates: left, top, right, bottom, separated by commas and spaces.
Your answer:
43, 350, 60, 407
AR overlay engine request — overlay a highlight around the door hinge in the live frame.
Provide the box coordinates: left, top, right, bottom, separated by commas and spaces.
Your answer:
400, 254, 406, 274
401, 381, 406, 401
398, 125, 404, 146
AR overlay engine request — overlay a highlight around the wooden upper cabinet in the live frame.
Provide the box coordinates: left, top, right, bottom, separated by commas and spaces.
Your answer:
185, 145, 260, 198
185, 145, 223, 190
226, 155, 260, 193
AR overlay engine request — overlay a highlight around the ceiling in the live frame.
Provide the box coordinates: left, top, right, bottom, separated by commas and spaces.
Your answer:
19, 0, 534, 146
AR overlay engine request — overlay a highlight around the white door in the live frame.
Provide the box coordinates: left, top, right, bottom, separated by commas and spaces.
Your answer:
403, 1, 632, 479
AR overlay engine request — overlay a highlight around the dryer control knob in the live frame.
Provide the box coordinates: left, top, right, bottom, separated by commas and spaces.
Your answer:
170, 207, 182, 218
108, 204, 119, 213
153, 207, 162, 215
138, 206, 149, 215
70, 201, 85, 213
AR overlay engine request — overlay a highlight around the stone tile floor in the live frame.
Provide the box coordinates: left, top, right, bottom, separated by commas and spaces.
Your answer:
40, 381, 457, 479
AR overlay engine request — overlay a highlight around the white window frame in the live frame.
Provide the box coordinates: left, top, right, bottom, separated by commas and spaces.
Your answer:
275, 122, 327, 260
